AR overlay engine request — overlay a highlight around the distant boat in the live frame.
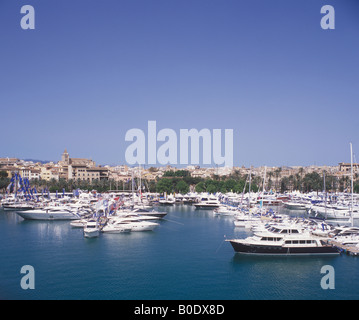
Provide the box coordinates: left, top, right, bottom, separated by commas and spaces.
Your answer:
194, 196, 221, 209
70, 219, 89, 228
128, 208, 167, 219
102, 216, 158, 233
284, 201, 308, 210
159, 196, 175, 206
213, 205, 238, 216
16, 206, 81, 220
83, 220, 100, 238
2, 202, 36, 211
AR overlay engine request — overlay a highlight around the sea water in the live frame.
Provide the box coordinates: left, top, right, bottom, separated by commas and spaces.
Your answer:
1, 205, 359, 300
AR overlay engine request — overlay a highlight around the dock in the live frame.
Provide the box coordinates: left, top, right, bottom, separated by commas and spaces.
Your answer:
328, 240, 359, 256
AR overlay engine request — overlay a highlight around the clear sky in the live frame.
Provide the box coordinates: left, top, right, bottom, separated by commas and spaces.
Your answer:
0, 0, 358, 167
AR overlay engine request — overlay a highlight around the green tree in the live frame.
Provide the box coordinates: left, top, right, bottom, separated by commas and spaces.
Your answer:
302, 172, 322, 192
156, 178, 173, 194
195, 182, 206, 192
176, 180, 189, 194
206, 184, 217, 194
0, 171, 10, 192
223, 179, 237, 192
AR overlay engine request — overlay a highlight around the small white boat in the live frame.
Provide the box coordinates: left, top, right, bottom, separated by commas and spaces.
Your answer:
284, 201, 308, 210
129, 208, 167, 219
194, 197, 221, 209
84, 220, 100, 238
70, 219, 89, 228
213, 206, 238, 216
159, 196, 175, 205
102, 216, 158, 233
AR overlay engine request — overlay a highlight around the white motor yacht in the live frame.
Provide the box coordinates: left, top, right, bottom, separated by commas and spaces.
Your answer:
194, 196, 221, 209
84, 220, 100, 238
16, 206, 81, 220
129, 208, 167, 219
103, 216, 158, 233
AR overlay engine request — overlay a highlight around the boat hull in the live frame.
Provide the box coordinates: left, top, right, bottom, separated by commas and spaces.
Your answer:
194, 204, 220, 209
130, 222, 158, 231
84, 229, 100, 238
16, 210, 79, 220
228, 241, 339, 256
3, 205, 35, 211
284, 204, 307, 210
101, 226, 132, 233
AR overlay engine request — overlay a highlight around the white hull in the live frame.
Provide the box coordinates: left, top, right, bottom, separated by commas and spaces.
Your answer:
102, 218, 158, 233
284, 202, 307, 210
84, 229, 100, 238
194, 203, 220, 209
101, 225, 132, 233
70, 219, 88, 228
16, 209, 80, 220
130, 222, 158, 231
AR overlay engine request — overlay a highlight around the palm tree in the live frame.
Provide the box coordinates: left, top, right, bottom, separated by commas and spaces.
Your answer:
298, 167, 304, 191
274, 167, 282, 191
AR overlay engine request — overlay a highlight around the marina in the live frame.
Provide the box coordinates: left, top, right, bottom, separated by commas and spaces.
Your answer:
1, 188, 359, 300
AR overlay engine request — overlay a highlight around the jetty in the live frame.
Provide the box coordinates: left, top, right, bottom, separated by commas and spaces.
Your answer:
328, 240, 359, 256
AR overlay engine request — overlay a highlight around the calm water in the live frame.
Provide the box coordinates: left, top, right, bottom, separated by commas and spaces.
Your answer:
1, 205, 359, 300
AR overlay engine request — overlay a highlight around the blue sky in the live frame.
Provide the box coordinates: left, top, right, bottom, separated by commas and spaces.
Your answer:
0, 0, 358, 167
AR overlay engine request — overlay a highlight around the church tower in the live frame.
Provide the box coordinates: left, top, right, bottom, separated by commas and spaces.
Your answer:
62, 149, 70, 165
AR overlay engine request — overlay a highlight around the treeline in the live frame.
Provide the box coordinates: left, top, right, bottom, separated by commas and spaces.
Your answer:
278, 171, 358, 193
1, 169, 359, 195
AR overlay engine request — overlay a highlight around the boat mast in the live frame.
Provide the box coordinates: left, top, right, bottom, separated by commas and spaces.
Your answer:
131, 168, 135, 208
139, 164, 142, 203
350, 143, 354, 227
261, 166, 266, 210
240, 175, 249, 208
323, 170, 327, 220
248, 166, 252, 218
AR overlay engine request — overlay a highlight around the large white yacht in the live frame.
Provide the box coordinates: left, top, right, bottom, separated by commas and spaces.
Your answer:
227, 232, 339, 256
16, 206, 81, 220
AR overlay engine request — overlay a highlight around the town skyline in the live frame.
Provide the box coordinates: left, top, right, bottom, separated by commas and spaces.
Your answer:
1, 148, 357, 184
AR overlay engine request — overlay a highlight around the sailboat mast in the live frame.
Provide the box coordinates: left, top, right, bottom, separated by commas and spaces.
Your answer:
131, 169, 135, 207
323, 170, 327, 220
350, 143, 354, 227
249, 167, 252, 217
139, 164, 142, 203
261, 166, 266, 209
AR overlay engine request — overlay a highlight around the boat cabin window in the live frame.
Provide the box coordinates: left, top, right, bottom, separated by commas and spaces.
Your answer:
262, 237, 281, 241
285, 240, 316, 245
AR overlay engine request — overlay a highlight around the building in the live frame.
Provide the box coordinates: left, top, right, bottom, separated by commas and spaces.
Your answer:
68, 164, 109, 182
58, 149, 109, 182
40, 165, 60, 181
338, 162, 359, 174
0, 158, 21, 177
